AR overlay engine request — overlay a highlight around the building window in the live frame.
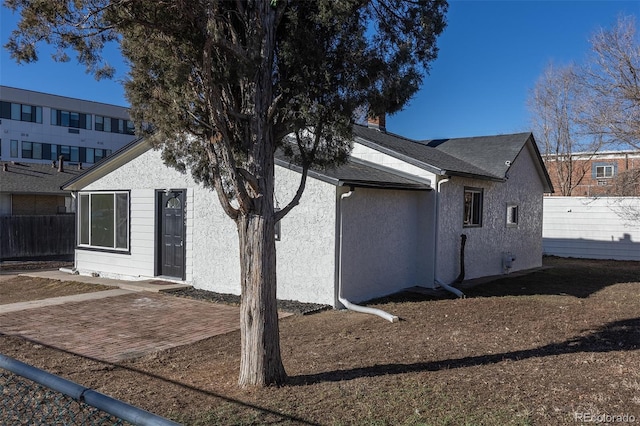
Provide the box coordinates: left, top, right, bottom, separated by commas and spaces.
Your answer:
78, 192, 129, 250
51, 109, 91, 129
21, 141, 32, 159
506, 204, 519, 227
20, 141, 53, 160
10, 140, 18, 158
0, 101, 42, 123
463, 187, 483, 227
593, 163, 615, 179
95, 115, 135, 135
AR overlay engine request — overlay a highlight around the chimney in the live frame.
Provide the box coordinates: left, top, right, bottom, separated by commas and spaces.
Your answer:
58, 155, 64, 173
367, 113, 386, 132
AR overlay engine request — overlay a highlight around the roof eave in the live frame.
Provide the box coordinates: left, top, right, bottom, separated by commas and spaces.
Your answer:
62, 137, 151, 191
524, 134, 555, 193
353, 136, 446, 176
337, 180, 430, 190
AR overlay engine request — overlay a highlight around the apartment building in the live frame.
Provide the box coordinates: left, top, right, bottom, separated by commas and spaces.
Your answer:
0, 86, 136, 166
543, 150, 640, 196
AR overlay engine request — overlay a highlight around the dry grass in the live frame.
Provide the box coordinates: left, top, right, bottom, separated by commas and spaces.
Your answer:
0, 275, 111, 304
1, 256, 639, 425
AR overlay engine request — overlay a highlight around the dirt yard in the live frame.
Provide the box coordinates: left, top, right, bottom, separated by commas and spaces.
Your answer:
1, 257, 639, 425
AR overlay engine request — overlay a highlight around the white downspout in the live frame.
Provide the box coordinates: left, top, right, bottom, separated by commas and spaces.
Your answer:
338, 188, 399, 323
434, 178, 465, 298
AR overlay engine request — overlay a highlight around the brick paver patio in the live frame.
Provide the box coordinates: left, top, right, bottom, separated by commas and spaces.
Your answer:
0, 292, 244, 363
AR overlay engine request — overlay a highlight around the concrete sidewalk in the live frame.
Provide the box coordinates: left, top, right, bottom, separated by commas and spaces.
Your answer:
19, 269, 192, 293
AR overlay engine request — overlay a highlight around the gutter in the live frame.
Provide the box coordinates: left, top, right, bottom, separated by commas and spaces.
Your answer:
337, 187, 399, 323
433, 177, 465, 298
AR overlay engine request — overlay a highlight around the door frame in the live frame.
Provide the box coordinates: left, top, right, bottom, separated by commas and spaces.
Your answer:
155, 188, 187, 280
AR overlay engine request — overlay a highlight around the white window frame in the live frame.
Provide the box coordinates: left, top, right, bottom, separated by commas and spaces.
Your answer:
506, 203, 519, 228
463, 187, 483, 227
595, 165, 614, 179
78, 191, 130, 251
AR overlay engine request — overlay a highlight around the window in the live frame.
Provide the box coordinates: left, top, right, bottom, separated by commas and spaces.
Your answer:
0, 101, 42, 123
463, 187, 483, 227
95, 115, 134, 135
595, 165, 614, 178
21, 141, 32, 159
51, 109, 91, 129
593, 163, 616, 179
78, 192, 129, 250
59, 145, 71, 161
10, 140, 18, 158
506, 204, 519, 227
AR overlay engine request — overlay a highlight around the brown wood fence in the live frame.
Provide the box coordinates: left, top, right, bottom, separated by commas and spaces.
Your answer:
0, 215, 76, 260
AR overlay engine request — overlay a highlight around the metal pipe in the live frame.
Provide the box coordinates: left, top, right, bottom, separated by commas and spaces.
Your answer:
434, 177, 465, 298
337, 188, 399, 323
0, 354, 180, 426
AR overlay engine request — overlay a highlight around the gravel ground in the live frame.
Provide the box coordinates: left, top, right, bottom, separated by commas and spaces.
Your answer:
170, 287, 330, 315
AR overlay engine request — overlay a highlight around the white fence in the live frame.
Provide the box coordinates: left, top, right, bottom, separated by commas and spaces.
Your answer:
543, 197, 640, 261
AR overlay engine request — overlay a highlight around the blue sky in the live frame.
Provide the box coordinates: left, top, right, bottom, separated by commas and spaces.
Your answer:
1, 1, 638, 140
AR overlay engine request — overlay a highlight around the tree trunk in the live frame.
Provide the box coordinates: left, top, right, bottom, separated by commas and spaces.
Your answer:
237, 210, 287, 387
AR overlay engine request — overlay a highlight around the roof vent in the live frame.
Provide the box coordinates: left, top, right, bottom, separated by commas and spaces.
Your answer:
2, 163, 7, 172
58, 156, 64, 173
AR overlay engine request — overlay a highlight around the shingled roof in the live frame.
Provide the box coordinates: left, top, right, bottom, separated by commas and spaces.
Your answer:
1, 161, 85, 195
63, 138, 430, 192
62, 124, 552, 193
275, 154, 430, 190
353, 124, 552, 190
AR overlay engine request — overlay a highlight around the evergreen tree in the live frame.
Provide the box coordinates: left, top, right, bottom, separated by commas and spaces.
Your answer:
5, 0, 447, 386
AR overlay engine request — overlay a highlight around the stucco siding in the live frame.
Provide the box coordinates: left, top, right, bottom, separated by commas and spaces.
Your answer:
436, 144, 545, 283
76, 149, 195, 281
340, 187, 431, 303
273, 167, 337, 305
74, 147, 338, 304
351, 143, 436, 182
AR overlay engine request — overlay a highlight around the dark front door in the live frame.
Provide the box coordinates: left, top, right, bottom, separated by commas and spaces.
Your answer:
157, 189, 185, 279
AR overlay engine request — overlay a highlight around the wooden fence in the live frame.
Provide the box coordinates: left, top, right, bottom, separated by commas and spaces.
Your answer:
0, 215, 76, 260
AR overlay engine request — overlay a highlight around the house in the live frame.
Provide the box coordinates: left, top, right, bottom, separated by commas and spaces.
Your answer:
542, 150, 640, 196
0, 160, 83, 215
61, 121, 553, 307
0, 86, 136, 166
0, 160, 83, 260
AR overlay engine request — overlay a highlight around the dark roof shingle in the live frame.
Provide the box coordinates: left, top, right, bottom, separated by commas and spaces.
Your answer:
1, 162, 84, 194
353, 125, 534, 181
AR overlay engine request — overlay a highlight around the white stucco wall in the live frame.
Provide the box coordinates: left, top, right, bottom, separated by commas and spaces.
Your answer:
350, 142, 435, 182
273, 168, 337, 305
74, 147, 338, 305
76, 148, 196, 282
435, 144, 545, 283
339, 186, 433, 303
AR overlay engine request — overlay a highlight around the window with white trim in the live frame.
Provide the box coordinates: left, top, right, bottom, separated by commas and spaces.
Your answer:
78, 192, 129, 250
595, 165, 614, 178
463, 187, 483, 227
506, 204, 519, 227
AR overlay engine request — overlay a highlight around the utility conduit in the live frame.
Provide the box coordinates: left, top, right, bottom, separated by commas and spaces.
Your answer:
338, 188, 399, 323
